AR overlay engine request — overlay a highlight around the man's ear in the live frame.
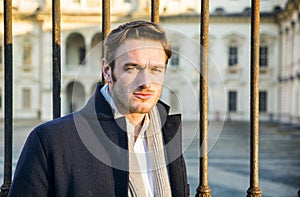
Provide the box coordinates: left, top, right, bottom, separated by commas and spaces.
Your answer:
102, 58, 112, 83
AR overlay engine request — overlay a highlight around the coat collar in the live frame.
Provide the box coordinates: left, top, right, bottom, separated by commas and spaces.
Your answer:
77, 83, 185, 196
82, 83, 171, 122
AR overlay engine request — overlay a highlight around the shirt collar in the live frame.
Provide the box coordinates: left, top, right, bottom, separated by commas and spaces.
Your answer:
100, 84, 123, 119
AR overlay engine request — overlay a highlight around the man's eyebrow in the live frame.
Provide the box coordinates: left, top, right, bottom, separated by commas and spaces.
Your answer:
152, 64, 165, 69
124, 63, 144, 69
124, 63, 165, 69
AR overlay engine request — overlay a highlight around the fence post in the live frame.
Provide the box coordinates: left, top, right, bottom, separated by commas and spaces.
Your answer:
52, 0, 61, 119
151, 0, 160, 24
195, 0, 211, 196
101, 0, 110, 83
0, 0, 13, 196
102, 0, 110, 41
247, 0, 262, 196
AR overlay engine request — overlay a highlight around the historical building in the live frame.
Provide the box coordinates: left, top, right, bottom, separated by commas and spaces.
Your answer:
0, 0, 299, 124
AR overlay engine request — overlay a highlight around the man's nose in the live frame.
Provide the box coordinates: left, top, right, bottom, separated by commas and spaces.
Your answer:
138, 69, 152, 88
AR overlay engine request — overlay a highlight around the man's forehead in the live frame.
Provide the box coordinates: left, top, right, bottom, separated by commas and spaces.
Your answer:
115, 39, 164, 57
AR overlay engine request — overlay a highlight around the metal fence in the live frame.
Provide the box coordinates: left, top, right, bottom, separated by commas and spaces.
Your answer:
1, 0, 262, 196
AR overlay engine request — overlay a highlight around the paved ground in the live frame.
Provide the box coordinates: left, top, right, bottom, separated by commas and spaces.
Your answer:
183, 121, 300, 197
1, 120, 300, 196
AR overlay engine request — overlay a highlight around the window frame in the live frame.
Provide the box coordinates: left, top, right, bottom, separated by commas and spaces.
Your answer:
22, 88, 31, 109
22, 38, 33, 66
259, 91, 267, 112
228, 91, 237, 112
259, 45, 268, 67
228, 46, 238, 67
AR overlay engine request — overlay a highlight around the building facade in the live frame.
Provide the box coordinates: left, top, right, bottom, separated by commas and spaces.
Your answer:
0, 0, 299, 124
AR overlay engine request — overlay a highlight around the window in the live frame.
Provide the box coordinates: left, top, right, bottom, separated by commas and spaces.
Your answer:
170, 46, 179, 66
0, 88, 2, 109
228, 46, 238, 67
228, 91, 237, 112
259, 46, 268, 67
23, 39, 32, 65
124, 0, 131, 2
0, 45, 3, 65
79, 47, 86, 65
22, 88, 31, 109
66, 33, 86, 67
259, 91, 267, 112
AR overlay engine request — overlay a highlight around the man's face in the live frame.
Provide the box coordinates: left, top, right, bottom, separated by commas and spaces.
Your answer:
103, 39, 167, 115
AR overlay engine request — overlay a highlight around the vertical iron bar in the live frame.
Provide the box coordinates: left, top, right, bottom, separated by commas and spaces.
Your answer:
196, 0, 211, 196
151, 0, 160, 24
52, 0, 61, 119
0, 0, 13, 196
102, 0, 110, 41
101, 0, 110, 83
247, 0, 262, 196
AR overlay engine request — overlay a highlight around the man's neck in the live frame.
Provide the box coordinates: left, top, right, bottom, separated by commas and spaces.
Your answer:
125, 113, 146, 142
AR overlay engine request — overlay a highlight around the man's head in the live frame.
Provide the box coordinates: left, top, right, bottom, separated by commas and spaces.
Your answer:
102, 20, 172, 116
104, 20, 172, 73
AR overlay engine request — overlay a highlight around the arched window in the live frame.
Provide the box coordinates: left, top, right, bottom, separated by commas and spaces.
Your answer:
88, 32, 103, 70
66, 81, 85, 113
91, 32, 102, 49
223, 33, 245, 69
66, 33, 86, 68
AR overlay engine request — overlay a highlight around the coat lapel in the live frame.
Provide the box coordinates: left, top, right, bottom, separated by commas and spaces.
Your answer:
79, 84, 129, 196
80, 84, 188, 196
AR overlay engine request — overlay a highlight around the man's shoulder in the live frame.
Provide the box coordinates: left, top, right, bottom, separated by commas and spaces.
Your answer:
32, 113, 77, 140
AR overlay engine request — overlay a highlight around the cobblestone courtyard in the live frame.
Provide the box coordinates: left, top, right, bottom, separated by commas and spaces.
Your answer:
1, 120, 300, 196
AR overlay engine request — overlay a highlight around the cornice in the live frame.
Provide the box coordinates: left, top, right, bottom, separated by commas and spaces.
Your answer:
0, 9, 278, 26
275, 0, 300, 23
160, 14, 274, 24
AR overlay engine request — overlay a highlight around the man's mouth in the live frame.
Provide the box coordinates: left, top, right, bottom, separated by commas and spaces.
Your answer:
133, 92, 154, 100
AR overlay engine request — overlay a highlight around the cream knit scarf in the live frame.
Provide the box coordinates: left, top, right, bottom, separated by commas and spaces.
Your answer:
128, 106, 172, 197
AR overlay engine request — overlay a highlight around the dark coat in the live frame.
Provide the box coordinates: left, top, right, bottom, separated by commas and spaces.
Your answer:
9, 84, 189, 197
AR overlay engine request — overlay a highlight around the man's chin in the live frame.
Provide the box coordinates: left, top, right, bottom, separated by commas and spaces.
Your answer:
130, 105, 153, 114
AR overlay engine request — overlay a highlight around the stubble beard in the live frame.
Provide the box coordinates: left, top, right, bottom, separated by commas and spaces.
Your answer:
111, 83, 162, 115
112, 87, 155, 115
110, 70, 162, 115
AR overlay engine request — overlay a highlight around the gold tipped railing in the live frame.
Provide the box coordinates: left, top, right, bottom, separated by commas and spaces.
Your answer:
195, 0, 211, 196
247, 0, 262, 196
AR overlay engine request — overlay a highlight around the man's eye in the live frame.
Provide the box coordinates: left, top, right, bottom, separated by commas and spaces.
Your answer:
152, 67, 163, 73
125, 66, 137, 72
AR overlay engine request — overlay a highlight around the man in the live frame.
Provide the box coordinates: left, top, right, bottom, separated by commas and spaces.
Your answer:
9, 20, 189, 197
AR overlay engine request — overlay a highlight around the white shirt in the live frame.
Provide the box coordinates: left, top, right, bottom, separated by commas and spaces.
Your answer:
101, 84, 154, 197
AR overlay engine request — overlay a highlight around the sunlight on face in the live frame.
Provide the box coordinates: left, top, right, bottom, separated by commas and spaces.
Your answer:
108, 39, 167, 115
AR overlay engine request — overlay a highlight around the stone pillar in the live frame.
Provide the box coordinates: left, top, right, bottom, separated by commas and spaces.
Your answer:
278, 28, 283, 122
291, 21, 296, 123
